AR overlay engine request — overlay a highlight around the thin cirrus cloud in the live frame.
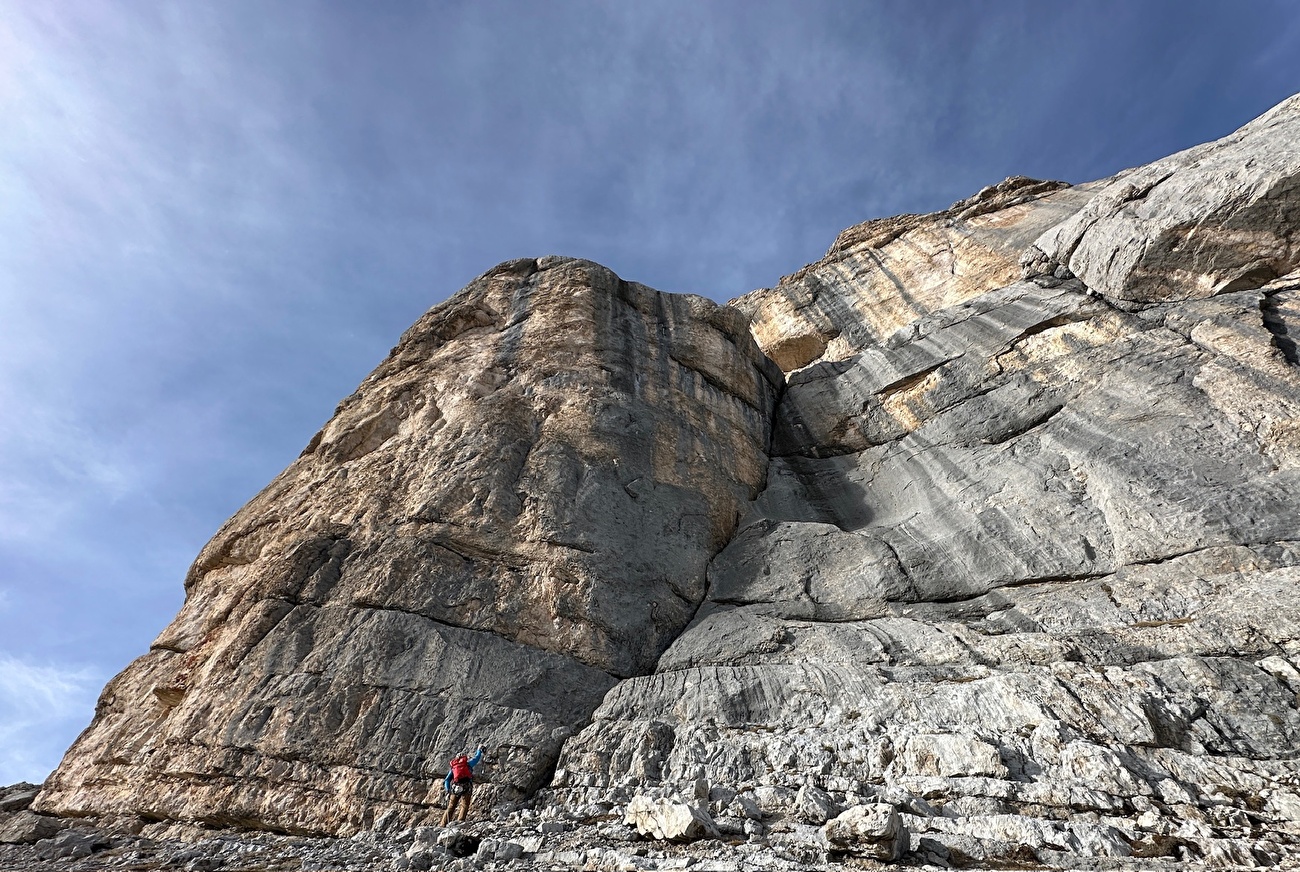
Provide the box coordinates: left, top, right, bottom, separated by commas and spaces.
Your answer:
1, 0, 1299, 785
0, 656, 99, 786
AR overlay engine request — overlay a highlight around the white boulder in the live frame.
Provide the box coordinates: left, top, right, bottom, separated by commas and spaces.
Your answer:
624, 795, 719, 842
822, 803, 909, 861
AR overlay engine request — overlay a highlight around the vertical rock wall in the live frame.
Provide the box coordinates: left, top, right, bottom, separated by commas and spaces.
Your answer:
35, 257, 780, 834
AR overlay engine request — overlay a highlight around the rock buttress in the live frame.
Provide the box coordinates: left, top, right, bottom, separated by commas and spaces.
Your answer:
34, 256, 781, 835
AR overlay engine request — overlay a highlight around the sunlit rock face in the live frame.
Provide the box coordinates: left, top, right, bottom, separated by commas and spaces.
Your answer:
35, 257, 780, 834
38, 95, 1300, 865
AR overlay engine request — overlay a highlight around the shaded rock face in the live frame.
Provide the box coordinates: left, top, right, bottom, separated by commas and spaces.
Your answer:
38, 94, 1300, 866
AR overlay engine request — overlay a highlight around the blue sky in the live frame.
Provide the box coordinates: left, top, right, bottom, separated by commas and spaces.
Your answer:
1, 1, 1298, 785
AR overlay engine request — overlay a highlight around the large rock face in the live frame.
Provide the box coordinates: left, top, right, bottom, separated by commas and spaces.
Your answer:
36, 258, 780, 834
38, 95, 1300, 865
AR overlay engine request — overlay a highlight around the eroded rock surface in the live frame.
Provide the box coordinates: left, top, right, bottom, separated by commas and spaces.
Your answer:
33, 94, 1300, 869
823, 802, 909, 861
623, 795, 718, 842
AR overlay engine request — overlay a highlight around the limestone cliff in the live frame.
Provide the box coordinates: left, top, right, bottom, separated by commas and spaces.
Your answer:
35, 261, 780, 833
35, 95, 1300, 867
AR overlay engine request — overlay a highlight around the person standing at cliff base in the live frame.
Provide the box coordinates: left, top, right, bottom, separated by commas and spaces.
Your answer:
441, 746, 484, 825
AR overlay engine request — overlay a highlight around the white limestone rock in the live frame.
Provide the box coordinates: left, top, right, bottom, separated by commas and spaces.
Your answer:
894, 734, 1008, 779
821, 803, 909, 861
36, 258, 779, 834
794, 784, 841, 825
1027, 94, 1300, 304
623, 795, 718, 842
555, 95, 1300, 869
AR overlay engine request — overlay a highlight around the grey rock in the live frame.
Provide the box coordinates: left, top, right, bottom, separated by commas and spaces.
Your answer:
730, 794, 762, 821
0, 810, 63, 844
794, 784, 840, 825
36, 258, 778, 834
1028, 94, 1300, 303
749, 786, 796, 814
0, 783, 40, 813
550, 849, 586, 865
594, 822, 637, 843
553, 95, 1300, 870
494, 840, 524, 861
894, 734, 1008, 779
33, 829, 107, 860
23, 92, 1300, 871
437, 829, 479, 858
410, 826, 441, 846
404, 846, 436, 871
713, 814, 746, 836
707, 784, 737, 806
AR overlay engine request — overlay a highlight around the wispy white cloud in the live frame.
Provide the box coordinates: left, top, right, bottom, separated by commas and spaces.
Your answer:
0, 655, 98, 784
0, 393, 140, 545
0, 656, 92, 717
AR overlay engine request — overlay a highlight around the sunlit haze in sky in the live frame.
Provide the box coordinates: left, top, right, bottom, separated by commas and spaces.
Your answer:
2, 0, 1299, 784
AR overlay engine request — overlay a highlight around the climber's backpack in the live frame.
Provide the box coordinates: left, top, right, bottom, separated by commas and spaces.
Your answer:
450, 754, 472, 788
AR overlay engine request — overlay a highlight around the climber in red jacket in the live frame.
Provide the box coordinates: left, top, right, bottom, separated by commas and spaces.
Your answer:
440, 746, 485, 825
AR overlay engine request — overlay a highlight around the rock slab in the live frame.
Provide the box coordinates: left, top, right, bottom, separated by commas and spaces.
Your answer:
35, 258, 779, 835
0, 811, 62, 844
553, 94, 1300, 869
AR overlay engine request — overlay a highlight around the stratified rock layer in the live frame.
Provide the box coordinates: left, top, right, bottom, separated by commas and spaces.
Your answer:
38, 94, 1300, 867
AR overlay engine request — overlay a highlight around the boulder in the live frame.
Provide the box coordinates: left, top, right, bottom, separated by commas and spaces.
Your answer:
729, 794, 762, 821
822, 803, 909, 861
0, 783, 40, 813
32, 829, 107, 860
435, 828, 479, 858
495, 841, 524, 861
795, 784, 841, 825
623, 795, 719, 842
0, 810, 63, 844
